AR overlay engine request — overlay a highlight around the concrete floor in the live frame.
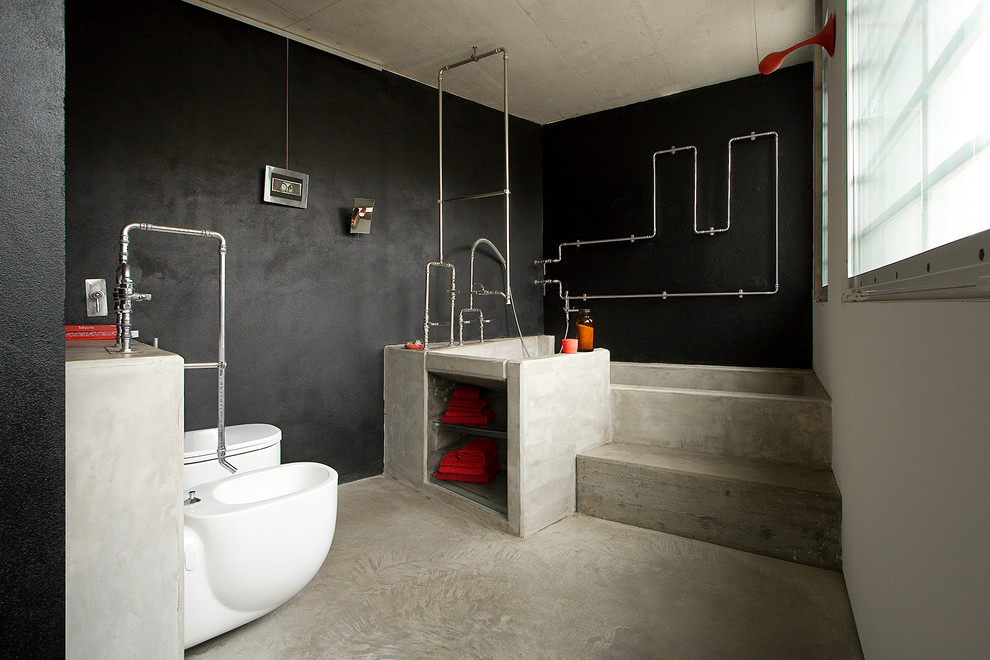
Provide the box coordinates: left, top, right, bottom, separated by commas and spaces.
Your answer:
186, 476, 862, 659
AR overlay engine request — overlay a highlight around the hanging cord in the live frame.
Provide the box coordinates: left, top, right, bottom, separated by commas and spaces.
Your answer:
558, 308, 574, 354
285, 38, 289, 169
508, 294, 530, 358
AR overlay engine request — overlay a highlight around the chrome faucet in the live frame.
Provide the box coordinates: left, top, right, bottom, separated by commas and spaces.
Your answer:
113, 260, 151, 353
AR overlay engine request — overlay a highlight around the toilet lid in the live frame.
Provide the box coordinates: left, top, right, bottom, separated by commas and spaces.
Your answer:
184, 423, 282, 461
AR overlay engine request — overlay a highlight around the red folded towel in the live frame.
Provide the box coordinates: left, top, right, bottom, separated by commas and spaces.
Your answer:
434, 460, 501, 483
451, 385, 482, 400
440, 454, 488, 470
441, 409, 495, 425
445, 400, 489, 412
438, 438, 498, 469
457, 437, 497, 461
442, 409, 491, 420
435, 463, 491, 476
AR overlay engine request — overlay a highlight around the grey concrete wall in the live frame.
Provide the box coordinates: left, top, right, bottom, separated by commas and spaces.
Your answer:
64, 0, 544, 483
816, 2, 990, 656
0, 0, 65, 656
66, 343, 184, 658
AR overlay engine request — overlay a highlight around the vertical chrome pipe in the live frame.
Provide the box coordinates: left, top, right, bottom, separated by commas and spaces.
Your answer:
113, 223, 235, 474
433, 47, 509, 344
216, 240, 234, 473
502, 50, 511, 305
438, 69, 445, 264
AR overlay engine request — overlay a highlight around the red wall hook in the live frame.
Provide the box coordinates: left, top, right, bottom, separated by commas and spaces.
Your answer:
759, 13, 836, 75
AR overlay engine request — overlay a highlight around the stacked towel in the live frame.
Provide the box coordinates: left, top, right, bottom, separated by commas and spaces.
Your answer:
441, 385, 496, 426
434, 438, 501, 483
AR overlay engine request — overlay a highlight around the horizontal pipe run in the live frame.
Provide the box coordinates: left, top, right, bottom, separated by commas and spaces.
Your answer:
571, 287, 779, 301
539, 130, 779, 305
184, 362, 221, 370
534, 145, 668, 266
439, 47, 505, 74
439, 189, 509, 204
123, 222, 226, 248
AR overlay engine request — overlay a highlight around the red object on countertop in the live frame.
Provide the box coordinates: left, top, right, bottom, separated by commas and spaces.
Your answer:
65, 325, 116, 340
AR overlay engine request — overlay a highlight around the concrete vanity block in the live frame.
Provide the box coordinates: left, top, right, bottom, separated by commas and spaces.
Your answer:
384, 346, 428, 485
577, 443, 842, 570
385, 339, 609, 538
611, 385, 832, 468
511, 349, 610, 537
66, 341, 185, 659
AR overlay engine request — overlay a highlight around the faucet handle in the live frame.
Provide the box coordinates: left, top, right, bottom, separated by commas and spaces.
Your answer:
87, 288, 106, 316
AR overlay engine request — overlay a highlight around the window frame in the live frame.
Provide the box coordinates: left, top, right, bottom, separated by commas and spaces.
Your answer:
844, 0, 990, 301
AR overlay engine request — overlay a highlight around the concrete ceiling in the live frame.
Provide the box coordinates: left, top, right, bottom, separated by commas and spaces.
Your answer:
184, 0, 815, 124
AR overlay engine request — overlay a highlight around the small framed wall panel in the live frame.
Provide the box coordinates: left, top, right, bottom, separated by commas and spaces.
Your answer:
350, 198, 374, 234
263, 165, 309, 208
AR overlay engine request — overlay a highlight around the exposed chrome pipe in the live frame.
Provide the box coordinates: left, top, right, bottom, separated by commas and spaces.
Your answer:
428, 46, 511, 348
501, 49, 511, 300
113, 223, 235, 474
535, 146, 681, 268
439, 46, 504, 73
424, 261, 456, 346
537, 131, 780, 305
458, 307, 485, 345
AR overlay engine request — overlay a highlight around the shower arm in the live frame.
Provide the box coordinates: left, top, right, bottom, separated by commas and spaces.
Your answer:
115, 222, 235, 474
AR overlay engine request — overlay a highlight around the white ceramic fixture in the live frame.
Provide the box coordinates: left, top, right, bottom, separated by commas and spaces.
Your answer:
182, 462, 338, 648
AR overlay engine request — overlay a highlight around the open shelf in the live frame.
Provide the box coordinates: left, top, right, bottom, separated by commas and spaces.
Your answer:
429, 469, 508, 517
431, 420, 507, 439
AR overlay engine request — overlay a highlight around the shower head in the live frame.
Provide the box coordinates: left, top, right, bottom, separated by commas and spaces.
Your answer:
759, 13, 835, 75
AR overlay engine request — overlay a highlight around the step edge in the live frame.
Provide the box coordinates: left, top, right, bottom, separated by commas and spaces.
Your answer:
578, 444, 840, 498
610, 383, 831, 404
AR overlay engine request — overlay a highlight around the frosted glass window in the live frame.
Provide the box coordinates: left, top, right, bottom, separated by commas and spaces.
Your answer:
848, 0, 990, 278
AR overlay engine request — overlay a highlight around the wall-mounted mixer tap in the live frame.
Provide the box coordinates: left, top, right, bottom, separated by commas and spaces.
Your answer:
113, 261, 151, 353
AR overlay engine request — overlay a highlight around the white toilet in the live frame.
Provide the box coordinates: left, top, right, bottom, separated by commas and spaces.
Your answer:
181, 426, 338, 649
183, 423, 282, 490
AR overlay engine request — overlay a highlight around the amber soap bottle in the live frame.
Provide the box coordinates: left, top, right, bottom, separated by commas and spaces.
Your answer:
576, 309, 594, 351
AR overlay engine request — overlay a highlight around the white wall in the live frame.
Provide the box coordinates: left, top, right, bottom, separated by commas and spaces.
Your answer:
815, 3, 990, 657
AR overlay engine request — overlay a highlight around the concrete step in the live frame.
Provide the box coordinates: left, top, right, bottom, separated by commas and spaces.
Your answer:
610, 361, 829, 398
576, 442, 842, 570
610, 384, 832, 469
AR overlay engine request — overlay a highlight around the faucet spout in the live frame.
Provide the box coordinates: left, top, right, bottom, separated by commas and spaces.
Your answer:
469, 237, 511, 309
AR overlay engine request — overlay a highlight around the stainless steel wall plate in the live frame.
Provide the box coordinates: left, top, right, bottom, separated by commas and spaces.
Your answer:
263, 165, 309, 208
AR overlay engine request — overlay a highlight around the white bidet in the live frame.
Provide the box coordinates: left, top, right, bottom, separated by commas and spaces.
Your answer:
182, 462, 338, 648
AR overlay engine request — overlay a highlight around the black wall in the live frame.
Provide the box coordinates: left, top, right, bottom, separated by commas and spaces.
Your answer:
543, 65, 813, 368
0, 1, 65, 657
64, 0, 544, 482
